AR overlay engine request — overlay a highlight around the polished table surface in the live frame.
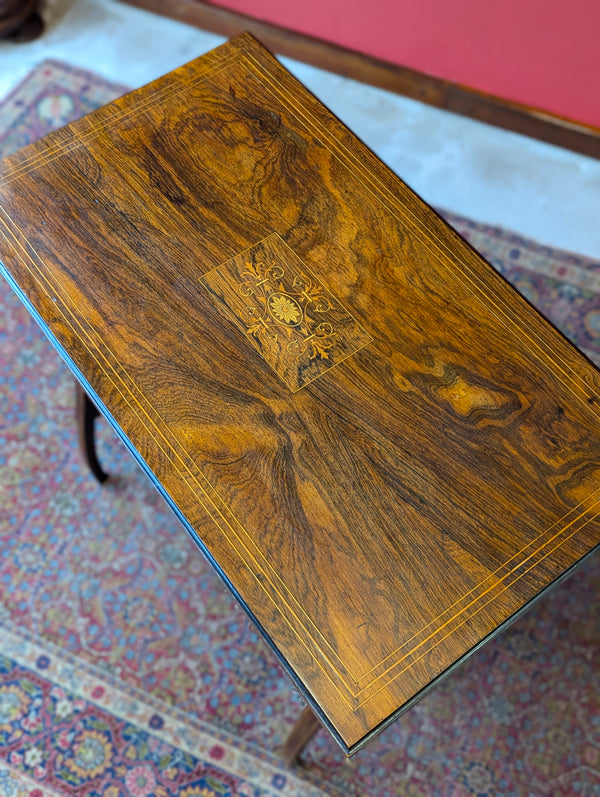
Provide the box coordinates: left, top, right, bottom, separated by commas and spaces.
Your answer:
1, 34, 599, 754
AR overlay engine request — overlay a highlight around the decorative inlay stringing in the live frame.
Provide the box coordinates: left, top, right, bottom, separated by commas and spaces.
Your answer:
201, 233, 372, 391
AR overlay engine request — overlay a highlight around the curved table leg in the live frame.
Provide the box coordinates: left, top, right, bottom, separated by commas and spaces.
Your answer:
282, 706, 321, 767
75, 382, 109, 484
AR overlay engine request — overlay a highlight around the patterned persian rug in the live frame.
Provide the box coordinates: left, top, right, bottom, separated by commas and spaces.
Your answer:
0, 60, 599, 797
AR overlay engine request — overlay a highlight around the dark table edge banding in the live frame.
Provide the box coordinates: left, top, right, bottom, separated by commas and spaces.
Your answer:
2, 257, 598, 756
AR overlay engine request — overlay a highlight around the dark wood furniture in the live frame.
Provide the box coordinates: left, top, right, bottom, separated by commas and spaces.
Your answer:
76, 383, 109, 484
0, 0, 43, 41
1, 34, 599, 758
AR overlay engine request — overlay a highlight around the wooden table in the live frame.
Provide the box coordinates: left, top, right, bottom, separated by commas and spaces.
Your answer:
1, 33, 599, 758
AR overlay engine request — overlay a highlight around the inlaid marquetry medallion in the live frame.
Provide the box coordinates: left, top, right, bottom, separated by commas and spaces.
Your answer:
201, 233, 372, 391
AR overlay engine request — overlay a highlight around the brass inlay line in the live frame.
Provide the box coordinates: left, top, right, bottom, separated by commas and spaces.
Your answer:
352, 499, 600, 695
233, 53, 600, 692
0, 52, 238, 186
3, 193, 598, 705
0, 209, 358, 707
1, 45, 599, 717
239, 52, 600, 420
353, 505, 600, 707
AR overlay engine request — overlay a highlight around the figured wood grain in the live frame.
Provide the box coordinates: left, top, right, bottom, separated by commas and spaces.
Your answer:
0, 34, 599, 753
123, 0, 600, 159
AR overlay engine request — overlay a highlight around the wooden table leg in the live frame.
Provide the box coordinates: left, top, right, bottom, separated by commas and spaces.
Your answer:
75, 382, 109, 484
282, 706, 321, 767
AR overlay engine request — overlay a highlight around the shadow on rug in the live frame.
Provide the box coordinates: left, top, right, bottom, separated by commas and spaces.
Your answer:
1, 60, 599, 797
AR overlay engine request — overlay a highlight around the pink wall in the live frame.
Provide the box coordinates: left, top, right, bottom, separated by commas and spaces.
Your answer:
215, 0, 599, 129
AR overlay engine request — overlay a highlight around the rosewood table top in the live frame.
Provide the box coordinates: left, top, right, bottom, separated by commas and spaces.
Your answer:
1, 34, 599, 754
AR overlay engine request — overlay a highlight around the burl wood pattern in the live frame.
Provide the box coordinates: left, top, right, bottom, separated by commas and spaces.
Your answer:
0, 34, 599, 753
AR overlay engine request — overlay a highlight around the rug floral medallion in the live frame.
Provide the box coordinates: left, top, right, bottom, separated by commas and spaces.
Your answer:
1, 60, 599, 797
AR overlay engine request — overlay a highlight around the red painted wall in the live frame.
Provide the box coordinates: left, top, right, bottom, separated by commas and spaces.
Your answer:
214, 0, 599, 129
